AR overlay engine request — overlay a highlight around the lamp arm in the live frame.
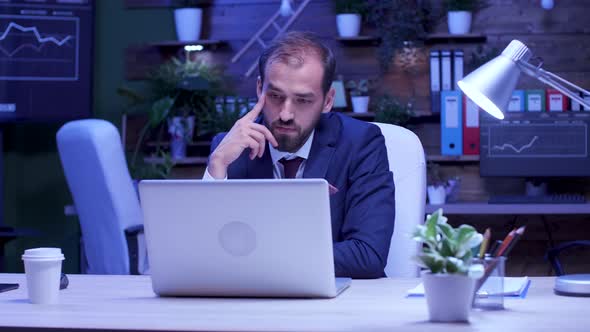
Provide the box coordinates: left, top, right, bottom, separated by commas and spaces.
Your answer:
517, 60, 590, 109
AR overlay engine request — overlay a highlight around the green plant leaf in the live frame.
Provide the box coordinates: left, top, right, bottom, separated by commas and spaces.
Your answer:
417, 252, 445, 274
149, 97, 174, 128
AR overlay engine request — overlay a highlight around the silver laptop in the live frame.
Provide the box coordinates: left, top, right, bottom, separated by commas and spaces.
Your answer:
138, 179, 351, 298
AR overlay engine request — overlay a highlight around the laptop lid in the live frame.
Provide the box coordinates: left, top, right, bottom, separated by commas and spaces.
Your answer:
138, 179, 344, 298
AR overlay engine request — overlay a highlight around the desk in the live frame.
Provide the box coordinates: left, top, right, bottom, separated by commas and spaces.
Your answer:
0, 274, 587, 332
426, 203, 590, 215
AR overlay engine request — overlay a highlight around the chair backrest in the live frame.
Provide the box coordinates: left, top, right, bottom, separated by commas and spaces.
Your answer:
371, 122, 426, 277
57, 119, 142, 274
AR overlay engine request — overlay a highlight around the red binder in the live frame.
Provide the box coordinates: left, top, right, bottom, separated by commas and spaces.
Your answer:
463, 95, 480, 155
546, 89, 568, 112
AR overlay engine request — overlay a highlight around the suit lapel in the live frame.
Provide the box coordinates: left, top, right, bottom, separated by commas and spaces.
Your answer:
303, 113, 340, 179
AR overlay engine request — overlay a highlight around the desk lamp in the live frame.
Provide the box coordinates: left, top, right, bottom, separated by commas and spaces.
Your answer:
457, 39, 590, 296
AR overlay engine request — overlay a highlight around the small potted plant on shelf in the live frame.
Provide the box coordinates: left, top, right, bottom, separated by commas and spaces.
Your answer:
332, 0, 368, 37
445, 0, 485, 35
427, 161, 447, 204
372, 94, 413, 127
413, 208, 484, 322
174, 0, 204, 41
346, 79, 370, 113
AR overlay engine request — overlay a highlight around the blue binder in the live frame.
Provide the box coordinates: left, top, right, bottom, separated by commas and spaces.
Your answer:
507, 90, 525, 112
441, 90, 463, 156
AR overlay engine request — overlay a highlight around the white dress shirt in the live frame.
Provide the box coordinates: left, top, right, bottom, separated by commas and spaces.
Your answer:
202, 130, 315, 180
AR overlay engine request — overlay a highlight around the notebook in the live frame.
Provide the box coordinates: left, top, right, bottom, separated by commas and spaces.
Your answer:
407, 276, 531, 298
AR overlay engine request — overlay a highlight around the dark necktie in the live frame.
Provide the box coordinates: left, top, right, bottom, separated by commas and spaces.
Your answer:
279, 157, 304, 179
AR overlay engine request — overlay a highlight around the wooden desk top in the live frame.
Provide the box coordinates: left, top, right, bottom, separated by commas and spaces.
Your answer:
0, 274, 587, 332
426, 203, 590, 215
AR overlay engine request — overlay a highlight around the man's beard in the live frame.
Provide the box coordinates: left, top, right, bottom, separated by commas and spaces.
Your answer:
269, 114, 321, 152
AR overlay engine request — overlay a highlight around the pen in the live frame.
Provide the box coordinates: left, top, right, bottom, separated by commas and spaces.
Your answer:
489, 240, 502, 256
479, 228, 491, 259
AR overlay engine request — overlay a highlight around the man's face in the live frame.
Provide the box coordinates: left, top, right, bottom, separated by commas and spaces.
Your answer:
257, 56, 335, 152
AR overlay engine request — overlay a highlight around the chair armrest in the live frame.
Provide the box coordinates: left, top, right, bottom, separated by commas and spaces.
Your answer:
124, 224, 144, 237
124, 224, 145, 275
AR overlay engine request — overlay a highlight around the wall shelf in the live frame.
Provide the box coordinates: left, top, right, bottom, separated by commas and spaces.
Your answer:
426, 155, 480, 162
125, 40, 227, 80
336, 36, 380, 46
125, 0, 213, 8
424, 33, 487, 44
145, 40, 227, 50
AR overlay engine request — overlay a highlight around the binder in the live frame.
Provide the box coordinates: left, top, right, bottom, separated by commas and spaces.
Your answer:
441, 90, 463, 156
525, 90, 545, 112
546, 89, 567, 112
453, 49, 464, 90
571, 92, 582, 111
429, 50, 441, 113
507, 90, 525, 112
441, 50, 452, 91
463, 95, 480, 155
583, 92, 590, 111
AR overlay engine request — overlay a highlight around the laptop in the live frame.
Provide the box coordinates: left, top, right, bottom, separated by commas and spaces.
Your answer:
138, 179, 351, 298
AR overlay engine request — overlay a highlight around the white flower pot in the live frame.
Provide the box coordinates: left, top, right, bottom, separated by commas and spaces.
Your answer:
336, 14, 361, 37
168, 116, 195, 159
174, 8, 203, 41
448, 11, 472, 35
351, 96, 369, 113
422, 272, 476, 322
427, 185, 446, 204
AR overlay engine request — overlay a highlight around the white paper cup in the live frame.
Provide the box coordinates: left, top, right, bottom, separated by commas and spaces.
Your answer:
22, 248, 65, 304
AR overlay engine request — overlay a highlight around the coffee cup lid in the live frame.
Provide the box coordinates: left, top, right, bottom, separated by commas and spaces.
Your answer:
22, 247, 65, 261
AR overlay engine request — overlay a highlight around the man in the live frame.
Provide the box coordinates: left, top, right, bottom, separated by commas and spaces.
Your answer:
204, 31, 395, 279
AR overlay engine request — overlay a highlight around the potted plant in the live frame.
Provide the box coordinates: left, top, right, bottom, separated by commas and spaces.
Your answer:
445, 0, 484, 35
413, 208, 484, 322
372, 94, 413, 127
174, 0, 204, 41
346, 79, 370, 113
118, 53, 227, 165
198, 96, 248, 138
366, 0, 439, 72
332, 0, 367, 37
427, 161, 447, 204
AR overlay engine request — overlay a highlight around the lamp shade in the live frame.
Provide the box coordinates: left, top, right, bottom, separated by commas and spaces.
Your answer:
457, 40, 532, 120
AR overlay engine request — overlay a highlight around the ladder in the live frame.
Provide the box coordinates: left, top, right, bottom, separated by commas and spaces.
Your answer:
230, 0, 312, 78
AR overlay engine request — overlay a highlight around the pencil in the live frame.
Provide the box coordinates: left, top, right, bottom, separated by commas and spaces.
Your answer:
495, 228, 516, 257
479, 228, 491, 259
501, 225, 526, 257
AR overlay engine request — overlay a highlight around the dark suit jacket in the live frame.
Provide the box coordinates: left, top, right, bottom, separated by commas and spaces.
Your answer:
209, 112, 396, 278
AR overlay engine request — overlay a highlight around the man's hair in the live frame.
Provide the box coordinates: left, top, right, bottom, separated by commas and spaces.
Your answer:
258, 31, 336, 95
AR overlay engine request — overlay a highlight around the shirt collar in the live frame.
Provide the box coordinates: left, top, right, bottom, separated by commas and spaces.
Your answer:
269, 130, 315, 165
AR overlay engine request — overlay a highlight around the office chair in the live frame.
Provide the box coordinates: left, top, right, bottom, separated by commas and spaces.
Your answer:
57, 119, 148, 275
372, 122, 426, 278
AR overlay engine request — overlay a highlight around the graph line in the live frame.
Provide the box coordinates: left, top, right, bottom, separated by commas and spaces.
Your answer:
0, 42, 48, 57
492, 136, 539, 153
0, 22, 73, 46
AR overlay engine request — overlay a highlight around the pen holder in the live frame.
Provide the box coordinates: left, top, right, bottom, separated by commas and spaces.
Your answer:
472, 256, 506, 310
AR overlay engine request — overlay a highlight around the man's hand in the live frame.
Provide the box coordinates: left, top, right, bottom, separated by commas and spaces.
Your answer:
208, 95, 278, 179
